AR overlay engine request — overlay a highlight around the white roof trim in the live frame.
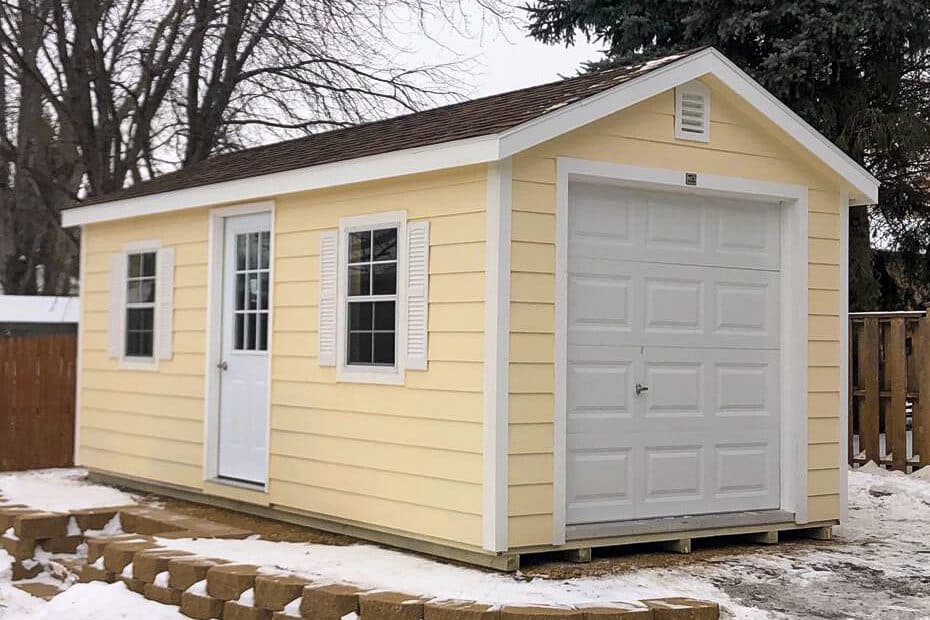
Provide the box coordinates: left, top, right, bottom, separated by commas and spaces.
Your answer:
63, 48, 878, 227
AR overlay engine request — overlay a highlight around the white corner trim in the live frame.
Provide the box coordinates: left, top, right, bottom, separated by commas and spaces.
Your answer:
839, 191, 850, 522
335, 210, 407, 386
203, 200, 275, 487
552, 157, 809, 542
483, 159, 511, 552
62, 49, 877, 229
74, 227, 86, 465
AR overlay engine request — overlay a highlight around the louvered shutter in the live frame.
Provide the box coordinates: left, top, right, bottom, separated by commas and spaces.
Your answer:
318, 230, 338, 366
155, 247, 175, 360
406, 221, 430, 370
108, 253, 127, 358
675, 82, 710, 142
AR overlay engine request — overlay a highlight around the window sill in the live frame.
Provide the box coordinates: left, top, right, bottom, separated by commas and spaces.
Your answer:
337, 366, 405, 385
119, 357, 159, 371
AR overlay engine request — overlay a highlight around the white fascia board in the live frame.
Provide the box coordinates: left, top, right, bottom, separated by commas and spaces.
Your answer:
62, 135, 501, 226
500, 48, 879, 205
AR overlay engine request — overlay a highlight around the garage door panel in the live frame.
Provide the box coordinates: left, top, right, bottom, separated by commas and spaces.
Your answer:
566, 183, 782, 525
568, 184, 780, 270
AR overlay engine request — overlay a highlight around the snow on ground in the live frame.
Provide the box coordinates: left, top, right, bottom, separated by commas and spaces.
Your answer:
0, 469, 134, 513
5, 466, 930, 618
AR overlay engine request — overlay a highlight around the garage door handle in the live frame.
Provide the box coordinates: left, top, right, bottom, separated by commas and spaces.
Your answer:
635, 383, 648, 396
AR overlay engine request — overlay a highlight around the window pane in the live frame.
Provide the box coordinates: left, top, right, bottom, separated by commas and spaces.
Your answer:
247, 273, 259, 310
247, 313, 257, 350
259, 273, 269, 310
349, 302, 373, 331
349, 231, 371, 263
141, 252, 157, 277
258, 314, 268, 351
373, 333, 395, 365
237, 234, 247, 270
127, 279, 155, 303
348, 332, 373, 364
233, 274, 243, 310
372, 263, 396, 295
127, 307, 154, 331
373, 301, 395, 331
372, 228, 397, 261
347, 265, 370, 296
260, 232, 270, 269
235, 314, 244, 350
128, 254, 142, 278
125, 308, 154, 357
248, 233, 259, 269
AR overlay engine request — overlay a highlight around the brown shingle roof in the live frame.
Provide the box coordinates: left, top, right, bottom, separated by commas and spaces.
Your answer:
76, 49, 705, 208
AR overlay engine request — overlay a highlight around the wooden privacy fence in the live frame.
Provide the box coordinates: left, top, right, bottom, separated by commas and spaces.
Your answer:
0, 334, 76, 471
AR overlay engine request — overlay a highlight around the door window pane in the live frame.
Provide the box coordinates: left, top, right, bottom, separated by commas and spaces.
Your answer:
231, 227, 270, 353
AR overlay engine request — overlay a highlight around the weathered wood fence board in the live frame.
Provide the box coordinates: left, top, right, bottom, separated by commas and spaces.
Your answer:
0, 334, 76, 471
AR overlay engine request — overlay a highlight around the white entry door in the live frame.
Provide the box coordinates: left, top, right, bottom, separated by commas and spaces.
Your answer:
217, 213, 271, 484
566, 183, 782, 525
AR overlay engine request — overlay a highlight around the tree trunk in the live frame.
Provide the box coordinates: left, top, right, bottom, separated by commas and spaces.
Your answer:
849, 204, 879, 311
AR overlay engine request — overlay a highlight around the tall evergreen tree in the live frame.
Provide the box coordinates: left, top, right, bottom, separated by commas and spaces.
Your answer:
527, 0, 930, 311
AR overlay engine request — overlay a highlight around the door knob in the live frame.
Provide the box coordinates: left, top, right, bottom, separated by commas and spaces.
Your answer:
635, 383, 648, 396
217, 360, 228, 371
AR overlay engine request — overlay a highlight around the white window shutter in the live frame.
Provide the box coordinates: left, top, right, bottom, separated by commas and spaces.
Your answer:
108, 253, 127, 358
406, 221, 430, 370
318, 230, 338, 366
155, 247, 175, 360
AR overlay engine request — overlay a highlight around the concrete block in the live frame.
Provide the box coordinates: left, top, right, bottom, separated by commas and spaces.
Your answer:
103, 538, 161, 573
14, 582, 61, 601
359, 591, 427, 620
0, 507, 36, 531
40, 535, 84, 554
254, 574, 311, 611
641, 599, 719, 620
133, 549, 195, 583
424, 599, 501, 620
119, 507, 188, 535
805, 526, 833, 541
71, 507, 123, 531
13, 512, 68, 539
300, 583, 362, 620
85, 534, 151, 563
11, 560, 42, 581
578, 603, 653, 619
270, 612, 301, 620
224, 601, 272, 620
1, 534, 36, 561
169, 556, 227, 591
79, 564, 116, 584
207, 564, 260, 601
120, 576, 147, 594
500, 606, 582, 620
144, 582, 184, 605
181, 590, 226, 619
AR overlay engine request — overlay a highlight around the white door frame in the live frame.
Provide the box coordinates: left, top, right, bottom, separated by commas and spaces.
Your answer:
552, 157, 809, 544
203, 200, 275, 490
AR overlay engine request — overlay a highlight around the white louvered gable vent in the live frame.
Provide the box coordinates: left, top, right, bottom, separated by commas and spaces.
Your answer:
675, 81, 710, 142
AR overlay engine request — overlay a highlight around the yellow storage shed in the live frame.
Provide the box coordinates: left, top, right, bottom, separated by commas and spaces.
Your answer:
62, 47, 877, 569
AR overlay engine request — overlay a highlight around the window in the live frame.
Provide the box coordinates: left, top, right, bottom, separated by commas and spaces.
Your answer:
125, 251, 157, 357
233, 231, 270, 352
346, 227, 397, 366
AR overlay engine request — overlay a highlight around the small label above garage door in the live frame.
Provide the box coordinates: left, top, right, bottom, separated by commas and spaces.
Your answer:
566, 183, 781, 525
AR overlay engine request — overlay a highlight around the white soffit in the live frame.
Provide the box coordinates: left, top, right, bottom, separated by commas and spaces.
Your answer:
62, 48, 878, 227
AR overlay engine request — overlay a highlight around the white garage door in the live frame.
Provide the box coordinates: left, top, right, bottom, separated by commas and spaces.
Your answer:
566, 183, 781, 525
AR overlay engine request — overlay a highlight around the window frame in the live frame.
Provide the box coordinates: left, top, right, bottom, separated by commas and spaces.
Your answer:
120, 240, 161, 370
336, 211, 406, 385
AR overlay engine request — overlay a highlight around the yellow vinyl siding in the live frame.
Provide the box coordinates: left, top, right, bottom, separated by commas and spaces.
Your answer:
79, 209, 209, 490
507, 77, 846, 546
267, 165, 487, 548
78, 166, 489, 550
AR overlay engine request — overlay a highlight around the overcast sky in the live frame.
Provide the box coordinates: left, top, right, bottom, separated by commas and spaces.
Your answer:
398, 7, 605, 98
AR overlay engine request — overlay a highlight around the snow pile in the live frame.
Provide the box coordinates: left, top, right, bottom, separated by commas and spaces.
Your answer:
0, 469, 133, 512
17, 581, 188, 619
